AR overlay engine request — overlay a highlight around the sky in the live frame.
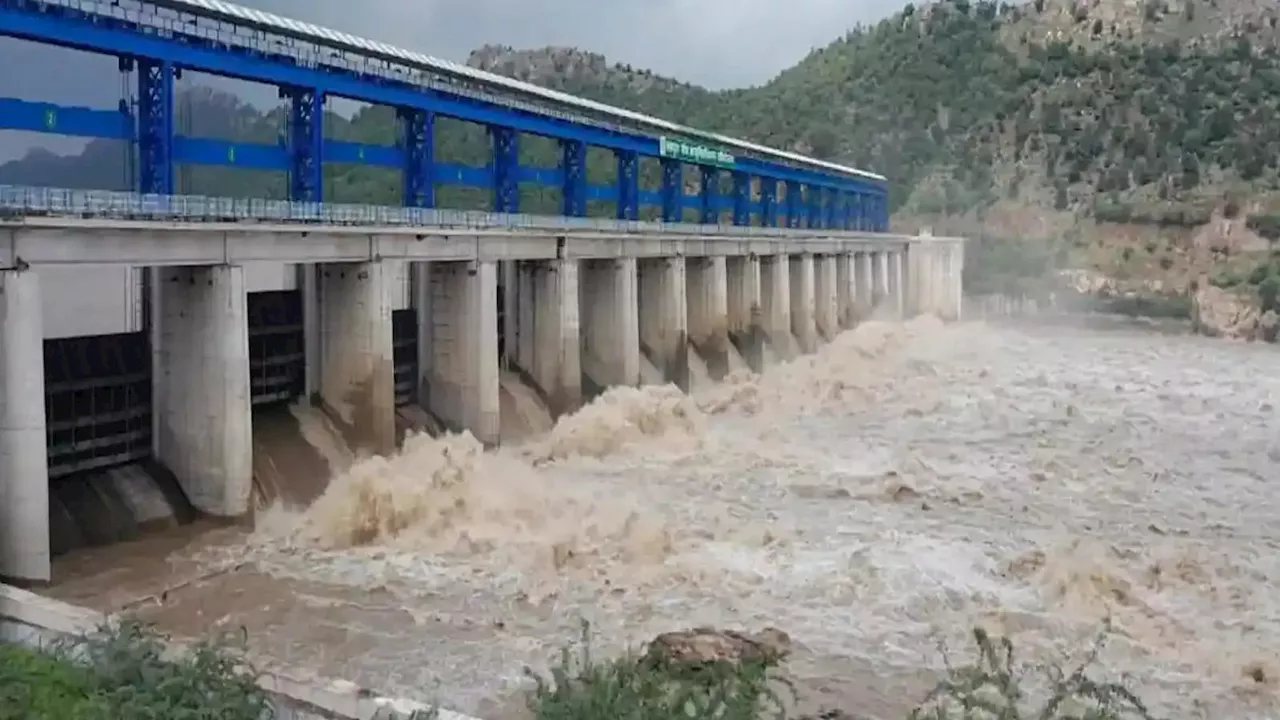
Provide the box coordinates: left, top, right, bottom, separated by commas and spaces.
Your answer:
0, 0, 908, 161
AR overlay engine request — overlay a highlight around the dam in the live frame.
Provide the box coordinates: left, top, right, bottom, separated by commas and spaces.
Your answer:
0, 188, 964, 585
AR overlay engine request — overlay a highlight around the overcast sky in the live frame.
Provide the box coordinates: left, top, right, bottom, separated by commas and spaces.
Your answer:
0, 0, 907, 161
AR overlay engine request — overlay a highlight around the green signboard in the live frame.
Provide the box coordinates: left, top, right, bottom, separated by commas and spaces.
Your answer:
659, 136, 735, 168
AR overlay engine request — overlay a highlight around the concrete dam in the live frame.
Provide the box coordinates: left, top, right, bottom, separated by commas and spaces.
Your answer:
0, 212, 964, 584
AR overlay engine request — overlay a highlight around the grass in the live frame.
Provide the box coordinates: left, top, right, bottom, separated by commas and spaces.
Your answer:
0, 619, 1156, 720
524, 622, 1158, 720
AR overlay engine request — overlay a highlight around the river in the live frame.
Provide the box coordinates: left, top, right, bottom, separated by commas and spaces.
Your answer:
47, 315, 1280, 719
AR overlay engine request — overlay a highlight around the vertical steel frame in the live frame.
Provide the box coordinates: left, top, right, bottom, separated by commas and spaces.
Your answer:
134, 58, 174, 196
731, 170, 751, 226
399, 108, 435, 208
805, 184, 822, 229
285, 86, 324, 203
760, 177, 778, 227
491, 125, 519, 213
659, 158, 681, 222
823, 188, 838, 229
699, 166, 718, 225
561, 139, 587, 217
784, 180, 803, 228
616, 149, 639, 221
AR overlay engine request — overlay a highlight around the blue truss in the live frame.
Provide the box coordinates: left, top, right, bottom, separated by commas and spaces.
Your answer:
0, 0, 892, 231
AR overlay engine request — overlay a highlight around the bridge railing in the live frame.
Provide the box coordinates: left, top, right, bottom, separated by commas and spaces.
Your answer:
0, 185, 931, 241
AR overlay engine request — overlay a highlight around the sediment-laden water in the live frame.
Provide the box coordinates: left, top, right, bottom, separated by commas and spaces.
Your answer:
47, 315, 1280, 720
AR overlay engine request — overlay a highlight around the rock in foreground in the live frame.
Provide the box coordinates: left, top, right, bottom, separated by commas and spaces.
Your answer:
642, 626, 793, 669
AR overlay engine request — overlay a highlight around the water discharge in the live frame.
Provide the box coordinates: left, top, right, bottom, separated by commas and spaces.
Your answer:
49, 316, 1280, 720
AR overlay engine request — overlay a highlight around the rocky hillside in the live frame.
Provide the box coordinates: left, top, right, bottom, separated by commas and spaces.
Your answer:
3, 0, 1279, 336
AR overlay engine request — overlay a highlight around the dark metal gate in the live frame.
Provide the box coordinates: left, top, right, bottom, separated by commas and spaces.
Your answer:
247, 291, 306, 406
391, 309, 418, 407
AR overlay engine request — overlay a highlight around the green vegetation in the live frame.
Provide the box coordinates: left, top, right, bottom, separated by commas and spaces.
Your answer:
1, 620, 1156, 720
527, 624, 1156, 720
0, 620, 273, 720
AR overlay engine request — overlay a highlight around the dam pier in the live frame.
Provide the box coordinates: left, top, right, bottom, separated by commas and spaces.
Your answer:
0, 192, 964, 585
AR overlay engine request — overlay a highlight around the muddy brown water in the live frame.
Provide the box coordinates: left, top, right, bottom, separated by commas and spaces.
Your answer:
43, 315, 1280, 720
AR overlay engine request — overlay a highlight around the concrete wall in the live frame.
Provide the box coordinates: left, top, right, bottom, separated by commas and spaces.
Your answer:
38, 263, 411, 341
40, 267, 144, 339
0, 269, 50, 583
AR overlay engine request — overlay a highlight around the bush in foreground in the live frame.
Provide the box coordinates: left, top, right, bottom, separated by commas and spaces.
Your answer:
0, 619, 271, 720
0, 618, 1156, 720
524, 623, 1158, 720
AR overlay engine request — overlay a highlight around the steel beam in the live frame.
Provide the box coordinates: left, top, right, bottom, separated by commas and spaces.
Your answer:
135, 58, 174, 196
285, 86, 324, 203
700, 166, 718, 225
491, 126, 519, 214
399, 108, 435, 208
616, 150, 639, 221
561, 139, 586, 217
731, 171, 751, 227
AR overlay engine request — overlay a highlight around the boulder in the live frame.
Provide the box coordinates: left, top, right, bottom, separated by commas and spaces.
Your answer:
643, 626, 793, 669
1191, 282, 1263, 340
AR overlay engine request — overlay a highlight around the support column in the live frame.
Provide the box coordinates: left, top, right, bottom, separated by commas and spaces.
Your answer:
0, 269, 50, 583
580, 259, 640, 390
638, 257, 689, 391
873, 251, 891, 308
836, 253, 857, 329
420, 261, 500, 445
951, 241, 966, 321
510, 259, 582, 416
500, 261, 518, 369
789, 254, 817, 353
889, 251, 905, 319
814, 254, 839, 341
856, 251, 875, 316
909, 243, 927, 317
155, 265, 252, 518
924, 245, 940, 318
759, 254, 796, 361
319, 261, 397, 456
725, 255, 765, 372
686, 256, 730, 380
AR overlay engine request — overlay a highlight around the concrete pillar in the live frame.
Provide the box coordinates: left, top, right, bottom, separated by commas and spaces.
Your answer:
0, 268, 50, 583
813, 254, 840, 341
759, 254, 796, 361
516, 259, 582, 416
889, 251, 905, 319
319, 261, 397, 456
420, 260, 500, 445
855, 252, 874, 316
686, 256, 730, 380
836, 253, 857, 329
579, 258, 640, 390
951, 241, 965, 321
638, 257, 689, 391
155, 265, 253, 518
501, 261, 519, 370
873, 252, 890, 308
789, 254, 817, 354
300, 264, 320, 400
725, 255, 765, 372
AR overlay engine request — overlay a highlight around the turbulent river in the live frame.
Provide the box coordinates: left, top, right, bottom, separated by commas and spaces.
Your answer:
48, 315, 1280, 719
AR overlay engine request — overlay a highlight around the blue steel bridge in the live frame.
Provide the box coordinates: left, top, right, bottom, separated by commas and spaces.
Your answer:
0, 0, 890, 229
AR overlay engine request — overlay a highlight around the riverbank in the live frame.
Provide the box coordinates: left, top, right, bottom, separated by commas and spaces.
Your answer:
1, 606, 1155, 720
